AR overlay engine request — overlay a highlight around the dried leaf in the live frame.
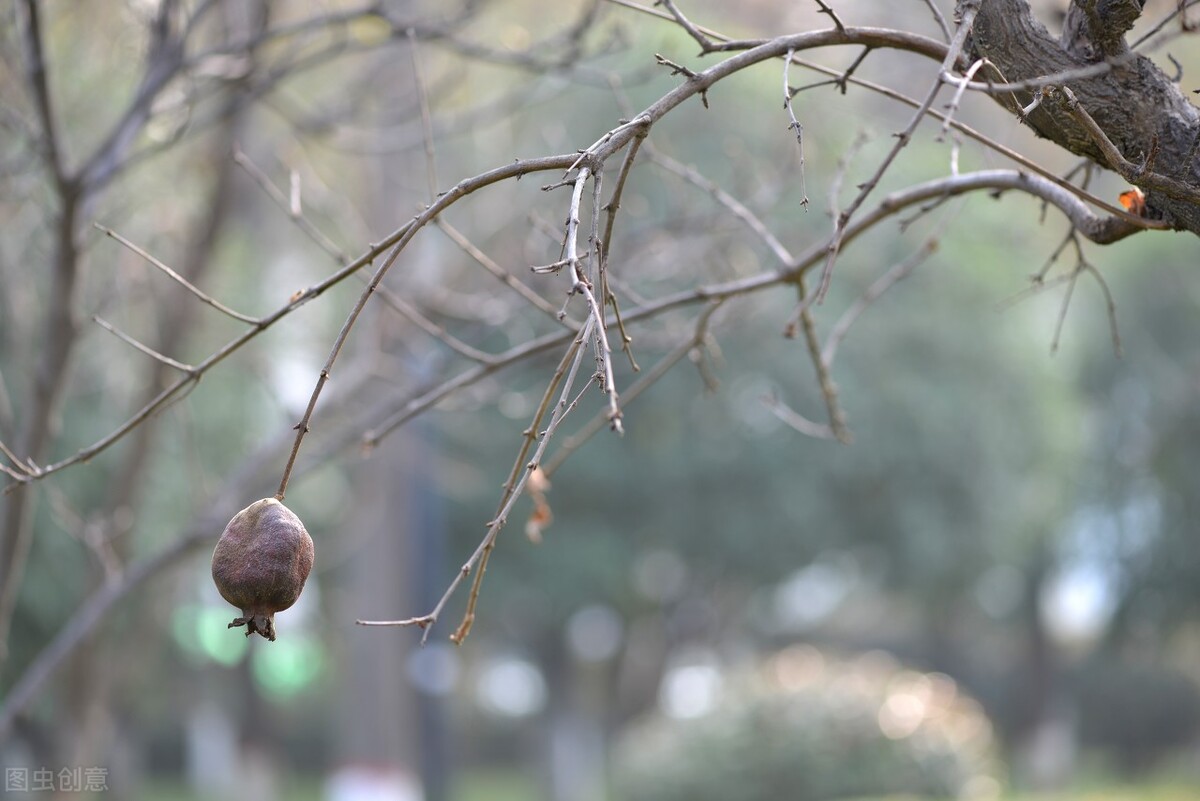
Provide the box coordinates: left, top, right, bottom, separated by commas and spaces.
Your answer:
1118, 188, 1146, 216
525, 467, 553, 543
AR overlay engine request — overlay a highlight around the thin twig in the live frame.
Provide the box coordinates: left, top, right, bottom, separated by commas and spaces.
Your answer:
795, 277, 850, 442
1033, 228, 1082, 284
408, 27, 438, 201
1131, 0, 1200, 49
532, 255, 586, 275
996, 272, 1076, 312
564, 168, 624, 432
647, 146, 793, 265
357, 319, 596, 640
0, 463, 27, 483
93, 316, 196, 373
762, 393, 835, 439
599, 127, 648, 371
362, 167, 1154, 452
274, 153, 588, 502
782, 49, 810, 210
1051, 265, 1083, 354
920, 0, 952, 42
822, 239, 938, 367
6, 155, 581, 494
435, 219, 580, 327
809, 1, 980, 309
1084, 263, 1123, 357
367, 283, 494, 363
239, 144, 496, 365
655, 0, 716, 52
926, 50, 1153, 96
938, 57, 990, 140
94, 224, 261, 324
0, 440, 30, 476
234, 148, 351, 264
543, 300, 725, 476
452, 339, 597, 644
814, 0, 847, 35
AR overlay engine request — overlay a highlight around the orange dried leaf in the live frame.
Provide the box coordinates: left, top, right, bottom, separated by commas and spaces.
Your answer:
525, 500, 552, 544
1118, 188, 1146, 216
525, 467, 553, 543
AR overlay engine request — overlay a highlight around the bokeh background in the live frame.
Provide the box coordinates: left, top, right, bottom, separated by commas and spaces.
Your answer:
2, 1, 1199, 799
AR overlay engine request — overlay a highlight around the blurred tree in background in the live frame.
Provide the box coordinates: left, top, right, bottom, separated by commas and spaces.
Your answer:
1, 1, 1200, 799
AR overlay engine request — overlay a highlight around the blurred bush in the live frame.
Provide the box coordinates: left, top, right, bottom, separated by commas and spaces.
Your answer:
612, 647, 1000, 801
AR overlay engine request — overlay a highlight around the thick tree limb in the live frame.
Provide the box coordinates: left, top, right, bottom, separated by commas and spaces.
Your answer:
959, 0, 1200, 234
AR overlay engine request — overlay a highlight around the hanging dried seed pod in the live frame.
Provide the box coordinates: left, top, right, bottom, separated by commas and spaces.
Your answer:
211, 498, 315, 641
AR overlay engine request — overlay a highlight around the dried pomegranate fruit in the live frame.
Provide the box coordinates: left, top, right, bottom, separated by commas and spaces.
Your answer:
211, 498, 314, 641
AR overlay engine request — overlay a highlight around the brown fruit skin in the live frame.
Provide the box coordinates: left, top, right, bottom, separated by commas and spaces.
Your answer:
211, 498, 314, 641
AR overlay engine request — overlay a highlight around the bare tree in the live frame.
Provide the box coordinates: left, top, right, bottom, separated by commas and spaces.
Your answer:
1, 0, 1197, 745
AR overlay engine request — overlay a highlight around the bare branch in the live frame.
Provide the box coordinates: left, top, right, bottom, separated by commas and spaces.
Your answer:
647, 146, 793, 265
920, 0, 952, 42
810, 1, 980, 305
94, 224, 260, 325
363, 167, 1152, 455
654, 0, 717, 53
1131, 0, 1200, 49
782, 49, 810, 210
938, 57, 992, 140
408, 27, 438, 201
822, 238, 939, 367
367, 285, 494, 364
274, 152, 584, 501
2, 155, 580, 495
794, 276, 851, 443
358, 319, 597, 640
598, 129, 647, 371
92, 316, 196, 374
814, 0, 847, 35
1050, 263, 1083, 354
607, 5, 1158, 228
762, 393, 836, 440
562, 168, 624, 432
0, 440, 30, 477
452, 330, 597, 644
543, 300, 726, 477
1085, 263, 1123, 357
234, 149, 351, 265
435, 219, 581, 327
237, 150, 501, 366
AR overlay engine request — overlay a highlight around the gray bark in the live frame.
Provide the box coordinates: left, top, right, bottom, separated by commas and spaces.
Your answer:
959, 0, 1200, 234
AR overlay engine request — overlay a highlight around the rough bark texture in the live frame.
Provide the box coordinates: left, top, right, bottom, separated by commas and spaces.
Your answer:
960, 0, 1200, 235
